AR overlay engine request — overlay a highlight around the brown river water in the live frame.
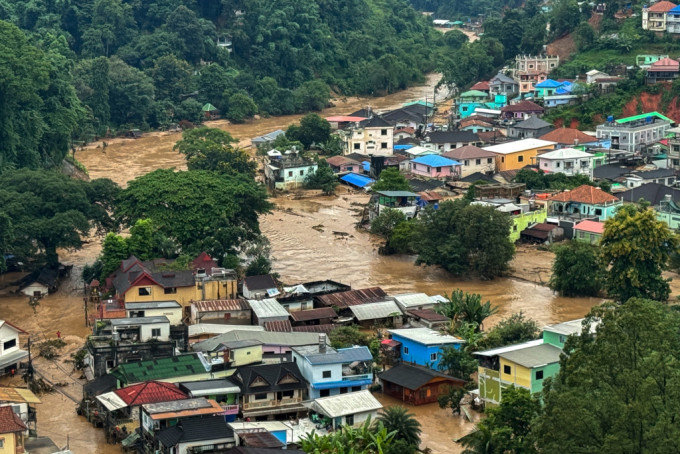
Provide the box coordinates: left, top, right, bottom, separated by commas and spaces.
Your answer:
4, 72, 605, 453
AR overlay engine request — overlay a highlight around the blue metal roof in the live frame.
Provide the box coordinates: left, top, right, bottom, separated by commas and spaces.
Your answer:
411, 155, 460, 167
394, 145, 414, 150
312, 378, 373, 390
340, 172, 374, 188
304, 346, 373, 365
535, 79, 563, 88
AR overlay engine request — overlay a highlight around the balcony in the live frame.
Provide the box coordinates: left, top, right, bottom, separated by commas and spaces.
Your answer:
242, 397, 302, 410
219, 404, 239, 415
341, 373, 372, 382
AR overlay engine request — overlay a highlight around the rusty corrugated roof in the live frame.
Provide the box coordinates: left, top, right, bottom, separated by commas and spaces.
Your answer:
193, 299, 249, 312
263, 320, 292, 332
316, 287, 387, 308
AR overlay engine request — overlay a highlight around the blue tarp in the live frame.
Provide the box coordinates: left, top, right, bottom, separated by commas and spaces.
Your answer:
394, 145, 414, 150
362, 161, 370, 172
340, 172, 375, 188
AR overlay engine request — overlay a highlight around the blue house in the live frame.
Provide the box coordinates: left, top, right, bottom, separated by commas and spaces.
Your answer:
388, 328, 464, 370
291, 343, 374, 399
457, 90, 488, 118
548, 184, 622, 220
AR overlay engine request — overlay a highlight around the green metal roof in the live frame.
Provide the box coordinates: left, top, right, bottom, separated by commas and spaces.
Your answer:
615, 111, 673, 124
403, 100, 434, 108
202, 103, 217, 112
111, 353, 209, 385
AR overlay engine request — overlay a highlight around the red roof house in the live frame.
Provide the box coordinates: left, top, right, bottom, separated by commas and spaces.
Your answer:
114, 381, 188, 407
0, 405, 27, 453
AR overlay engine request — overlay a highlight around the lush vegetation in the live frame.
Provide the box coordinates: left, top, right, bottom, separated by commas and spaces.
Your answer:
514, 169, 611, 193
549, 241, 604, 297
300, 417, 404, 454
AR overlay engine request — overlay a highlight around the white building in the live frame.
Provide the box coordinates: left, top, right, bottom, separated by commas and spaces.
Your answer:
125, 301, 183, 325
0, 321, 28, 375
343, 116, 394, 156
310, 390, 383, 429
536, 148, 594, 178
109, 316, 171, 342
595, 114, 672, 153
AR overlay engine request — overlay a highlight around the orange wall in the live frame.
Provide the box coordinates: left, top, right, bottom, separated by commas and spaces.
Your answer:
495, 144, 556, 171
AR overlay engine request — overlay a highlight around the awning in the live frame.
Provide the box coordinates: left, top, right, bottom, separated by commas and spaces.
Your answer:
96, 391, 128, 411
0, 350, 28, 369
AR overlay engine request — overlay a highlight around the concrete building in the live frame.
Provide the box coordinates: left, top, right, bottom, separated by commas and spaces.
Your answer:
264, 153, 318, 190
342, 116, 394, 156
513, 55, 560, 94
595, 112, 672, 153
536, 148, 594, 178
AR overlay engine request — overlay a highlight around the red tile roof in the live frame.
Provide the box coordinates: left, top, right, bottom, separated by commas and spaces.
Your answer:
574, 220, 606, 234
648, 57, 680, 71
646, 1, 677, 12
192, 252, 218, 272
114, 381, 188, 406
539, 128, 597, 145
470, 81, 491, 91
549, 185, 619, 204
0, 406, 27, 433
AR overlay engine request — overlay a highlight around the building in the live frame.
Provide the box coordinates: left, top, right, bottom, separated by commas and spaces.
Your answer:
111, 353, 210, 387
178, 379, 241, 421
309, 390, 382, 429
342, 116, 394, 156
409, 155, 461, 179
368, 191, 419, 221
496, 343, 562, 394
646, 57, 680, 83
242, 275, 278, 300
251, 130, 285, 148
423, 131, 480, 151
621, 168, 676, 188
18, 268, 59, 298
349, 301, 403, 328
507, 116, 554, 139
533, 79, 572, 98
549, 185, 621, 220
154, 415, 235, 454
636, 54, 670, 68
190, 299, 252, 325
489, 72, 519, 96
666, 5, 680, 33
405, 309, 450, 329
595, 112, 673, 152
291, 342, 373, 399
231, 362, 307, 421
441, 146, 496, 177
0, 388, 40, 434
248, 299, 289, 326
513, 55, 560, 94
264, 153, 318, 190
388, 328, 464, 369
573, 220, 605, 244
0, 321, 27, 375
389, 293, 437, 313
536, 148, 595, 177
379, 363, 465, 405
0, 406, 27, 454
539, 128, 599, 148
642, 1, 677, 31
617, 182, 680, 205
456, 90, 488, 118
325, 156, 361, 173
483, 138, 557, 171
289, 307, 337, 327
499, 100, 545, 120
141, 398, 225, 439
316, 287, 388, 310
125, 301, 182, 325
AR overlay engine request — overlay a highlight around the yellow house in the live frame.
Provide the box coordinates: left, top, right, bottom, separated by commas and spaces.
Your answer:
483, 138, 556, 171
0, 406, 27, 454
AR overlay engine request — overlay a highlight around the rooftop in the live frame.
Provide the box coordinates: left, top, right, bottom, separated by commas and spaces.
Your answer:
512, 116, 553, 130
349, 301, 403, 321
157, 415, 234, 447
264, 320, 293, 332
406, 309, 449, 322
500, 100, 544, 113
441, 145, 496, 160
243, 275, 278, 291
379, 363, 465, 390
111, 353, 209, 385
144, 398, 224, 419
390, 293, 438, 309
109, 316, 169, 327
0, 387, 41, 404
539, 128, 597, 144
311, 390, 382, 418
537, 148, 594, 160
574, 220, 605, 234
179, 378, 241, 396
289, 307, 337, 322
648, 57, 680, 71
483, 138, 556, 155
498, 343, 563, 368
192, 299, 250, 312
548, 185, 619, 204
0, 406, 27, 433
115, 381, 188, 406
316, 287, 388, 308
411, 154, 461, 167
340, 173, 375, 188
292, 345, 373, 365
617, 182, 680, 205
248, 299, 289, 319
474, 339, 545, 357
646, 1, 677, 12
425, 131, 480, 144
192, 330, 326, 352
125, 301, 181, 310
543, 318, 598, 336
614, 111, 673, 124
388, 328, 464, 346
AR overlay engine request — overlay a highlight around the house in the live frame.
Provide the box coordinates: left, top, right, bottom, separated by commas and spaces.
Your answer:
621, 168, 677, 188
416, 191, 444, 208
636, 54, 670, 68
409, 155, 462, 179
154, 415, 235, 454
188, 324, 264, 344
573, 220, 605, 244
192, 330, 325, 362
642, 1, 677, 31
316, 287, 388, 311
389, 293, 437, 313
339, 172, 375, 189
513, 55, 560, 94
325, 116, 366, 130
473, 198, 549, 242
379, 363, 465, 405
107, 316, 171, 342
341, 116, 394, 156
291, 342, 373, 399
536, 148, 595, 177
585, 69, 609, 84
190, 299, 252, 325
595, 112, 673, 152
500, 100, 544, 120
456, 90, 488, 118
470, 81, 490, 93
111, 353, 210, 387
251, 130, 285, 148
483, 138, 557, 171
496, 343, 562, 395
141, 398, 225, 438
264, 153, 318, 190
242, 275, 278, 300
198, 339, 264, 368
520, 223, 564, 244
539, 128, 599, 148
247, 299, 289, 326
325, 156, 361, 174
394, 127, 416, 141
655, 192, 680, 228
19, 268, 59, 297
0, 388, 40, 433
0, 406, 27, 454
489, 72, 519, 96
309, 390, 382, 429
178, 379, 241, 421
368, 191, 419, 221
441, 145, 496, 177
107, 256, 237, 305
646, 57, 680, 83
125, 301, 182, 325
548, 184, 622, 220
617, 182, 680, 205
0, 321, 27, 376
388, 328, 464, 369
349, 301, 403, 328
405, 309, 450, 329
289, 307, 337, 327
381, 108, 426, 131
231, 362, 308, 420
459, 117, 495, 133
507, 116, 554, 139
666, 5, 680, 33
423, 131, 480, 151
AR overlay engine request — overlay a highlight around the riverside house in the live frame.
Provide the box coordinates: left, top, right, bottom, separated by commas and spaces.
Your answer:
387, 328, 464, 369
548, 184, 622, 220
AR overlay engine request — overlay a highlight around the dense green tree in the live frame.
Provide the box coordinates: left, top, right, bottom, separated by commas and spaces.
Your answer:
318, 135, 344, 157
226, 92, 258, 123
514, 168, 610, 192
439, 345, 478, 380
148, 54, 192, 103
329, 325, 371, 352
245, 255, 273, 277
370, 209, 408, 238
549, 241, 604, 297
550, 0, 583, 38
0, 213, 13, 272
574, 21, 595, 51
174, 127, 257, 177
371, 168, 411, 192
388, 221, 417, 254
377, 407, 422, 448
304, 160, 338, 195
600, 204, 678, 302
533, 299, 680, 452
174, 98, 204, 124
293, 79, 331, 112
480, 312, 540, 349
99, 232, 130, 278
287, 114, 331, 150
438, 387, 467, 415
107, 57, 155, 126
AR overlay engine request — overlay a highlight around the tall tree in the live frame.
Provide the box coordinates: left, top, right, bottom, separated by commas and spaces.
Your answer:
304, 159, 338, 195
287, 113, 331, 150
600, 205, 678, 302
549, 241, 604, 297
372, 168, 411, 192
174, 127, 257, 177
377, 407, 422, 448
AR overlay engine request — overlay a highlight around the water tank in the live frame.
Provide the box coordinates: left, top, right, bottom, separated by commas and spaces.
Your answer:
646, 116, 652, 123
607, 115, 614, 123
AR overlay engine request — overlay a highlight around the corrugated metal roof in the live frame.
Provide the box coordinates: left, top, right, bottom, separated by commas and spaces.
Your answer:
391, 293, 436, 309
312, 390, 382, 418
543, 318, 599, 336
192, 299, 250, 312
317, 287, 387, 308
125, 301, 181, 310
264, 320, 293, 332
292, 324, 337, 334
248, 299, 289, 319
340, 173, 375, 188
374, 191, 419, 197
0, 387, 41, 404
293, 345, 373, 365
290, 307, 337, 322
474, 339, 544, 357
188, 324, 264, 337
192, 330, 326, 352
350, 301, 402, 321
388, 328, 464, 346
498, 343, 563, 368
110, 316, 169, 326
96, 391, 128, 411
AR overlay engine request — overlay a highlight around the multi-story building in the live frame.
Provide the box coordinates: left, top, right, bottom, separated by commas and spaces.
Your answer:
263, 153, 318, 191
513, 55, 560, 94
536, 148, 595, 178
0, 321, 27, 376
642, 1, 677, 31
341, 116, 394, 156
595, 112, 672, 153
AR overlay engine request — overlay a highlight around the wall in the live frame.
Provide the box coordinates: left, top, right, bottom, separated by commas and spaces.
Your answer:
542, 330, 568, 349
458, 157, 495, 177
0, 432, 17, 454
124, 284, 196, 306
510, 210, 548, 242
139, 322, 170, 342
178, 438, 234, 454
495, 144, 555, 171
409, 162, 454, 178
656, 210, 680, 229
574, 230, 602, 245
202, 279, 238, 300
20, 283, 49, 298
231, 345, 263, 367
191, 309, 251, 325
130, 308, 182, 325
499, 358, 532, 390
530, 362, 560, 394
0, 325, 20, 357
336, 409, 379, 429
390, 334, 456, 369
478, 367, 501, 404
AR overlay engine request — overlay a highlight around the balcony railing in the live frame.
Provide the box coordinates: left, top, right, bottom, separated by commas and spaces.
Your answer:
341, 373, 372, 382
242, 397, 302, 410
220, 404, 239, 415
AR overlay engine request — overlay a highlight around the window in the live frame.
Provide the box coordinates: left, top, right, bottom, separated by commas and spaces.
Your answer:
476, 159, 481, 165
518, 155, 524, 163
436, 167, 442, 172
555, 162, 560, 168
559, 335, 566, 344
322, 370, 332, 378
281, 390, 294, 399
487, 158, 493, 164
501, 157, 505, 163
579, 231, 585, 239
138, 287, 151, 296
381, 142, 388, 149
320, 389, 330, 397
0, 439, 4, 448
462, 106, 468, 112
430, 353, 437, 361
224, 313, 231, 320
3, 339, 16, 350
535, 370, 544, 380
354, 143, 360, 150
381, 129, 388, 136
345, 414, 354, 426
464, 160, 469, 166
352, 386, 361, 392
254, 393, 268, 400
503, 365, 511, 374
151, 328, 161, 337
340, 387, 348, 394
164, 287, 177, 294
288, 171, 293, 177
300, 170, 304, 176
403, 347, 409, 354
347, 166, 353, 171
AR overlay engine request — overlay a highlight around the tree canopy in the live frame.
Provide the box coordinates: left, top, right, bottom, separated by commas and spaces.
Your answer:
371, 168, 412, 192
174, 127, 257, 178
549, 241, 604, 297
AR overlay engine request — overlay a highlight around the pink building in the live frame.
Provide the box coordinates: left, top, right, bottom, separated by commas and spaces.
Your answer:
409, 154, 461, 179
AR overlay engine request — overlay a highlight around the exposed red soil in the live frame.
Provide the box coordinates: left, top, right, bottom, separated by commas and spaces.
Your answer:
621, 89, 680, 122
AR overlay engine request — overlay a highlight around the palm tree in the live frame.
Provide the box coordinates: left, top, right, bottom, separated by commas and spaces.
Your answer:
436, 290, 498, 333
377, 406, 422, 448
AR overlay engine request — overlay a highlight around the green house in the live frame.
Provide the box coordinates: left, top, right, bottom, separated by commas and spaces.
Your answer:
112, 353, 210, 387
